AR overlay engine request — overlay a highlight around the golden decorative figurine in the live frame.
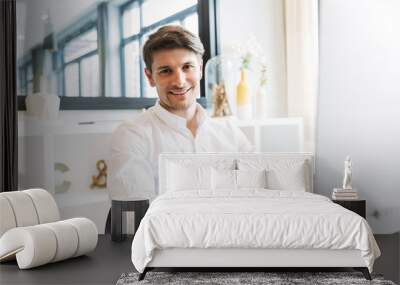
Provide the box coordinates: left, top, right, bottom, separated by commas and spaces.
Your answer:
212, 82, 232, 117
91, 160, 107, 189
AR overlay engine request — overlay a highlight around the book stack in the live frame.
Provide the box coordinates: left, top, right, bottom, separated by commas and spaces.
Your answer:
332, 188, 359, 200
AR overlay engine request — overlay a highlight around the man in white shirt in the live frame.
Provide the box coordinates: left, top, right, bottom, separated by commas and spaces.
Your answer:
109, 25, 252, 200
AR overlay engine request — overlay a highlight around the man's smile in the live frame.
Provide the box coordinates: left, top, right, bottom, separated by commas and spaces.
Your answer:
168, 88, 192, 96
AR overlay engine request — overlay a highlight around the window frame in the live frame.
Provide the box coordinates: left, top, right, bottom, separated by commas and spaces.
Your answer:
17, 0, 219, 110
119, 1, 199, 99
61, 24, 99, 98
17, 58, 33, 96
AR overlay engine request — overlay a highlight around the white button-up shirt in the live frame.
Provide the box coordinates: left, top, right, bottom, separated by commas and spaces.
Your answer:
108, 102, 252, 200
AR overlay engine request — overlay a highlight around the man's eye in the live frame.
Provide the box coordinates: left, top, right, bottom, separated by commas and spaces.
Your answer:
159, 69, 171, 75
183, 64, 194, 71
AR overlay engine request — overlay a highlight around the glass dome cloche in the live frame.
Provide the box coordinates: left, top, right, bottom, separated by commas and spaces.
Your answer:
205, 54, 263, 120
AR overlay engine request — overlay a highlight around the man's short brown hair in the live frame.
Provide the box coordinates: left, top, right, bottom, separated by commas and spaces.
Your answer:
142, 25, 205, 72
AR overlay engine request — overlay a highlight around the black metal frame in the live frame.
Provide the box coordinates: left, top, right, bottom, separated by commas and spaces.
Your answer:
17, 96, 207, 110
0, 0, 18, 192
198, 0, 219, 100
16, 0, 219, 110
138, 267, 372, 281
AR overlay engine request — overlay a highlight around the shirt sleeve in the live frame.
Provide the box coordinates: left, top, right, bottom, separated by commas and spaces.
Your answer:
108, 123, 155, 200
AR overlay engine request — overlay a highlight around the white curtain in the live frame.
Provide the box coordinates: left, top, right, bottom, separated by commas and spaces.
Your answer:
284, 0, 319, 153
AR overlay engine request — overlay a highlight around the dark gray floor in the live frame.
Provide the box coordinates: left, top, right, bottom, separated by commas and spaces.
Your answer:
1, 234, 398, 285
374, 233, 400, 284
0, 235, 133, 285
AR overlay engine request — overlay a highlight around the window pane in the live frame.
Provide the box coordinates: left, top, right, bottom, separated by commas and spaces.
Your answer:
27, 64, 33, 81
183, 13, 198, 35
27, 82, 33, 96
142, 0, 197, 27
124, 41, 140, 98
64, 29, 98, 63
141, 28, 156, 50
65, 63, 79, 97
17, 81, 24, 95
18, 68, 27, 95
81, 54, 99, 97
57, 71, 63, 96
140, 20, 180, 50
122, 2, 140, 38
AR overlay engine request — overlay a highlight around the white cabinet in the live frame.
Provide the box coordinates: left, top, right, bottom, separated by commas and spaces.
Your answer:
17, 113, 132, 234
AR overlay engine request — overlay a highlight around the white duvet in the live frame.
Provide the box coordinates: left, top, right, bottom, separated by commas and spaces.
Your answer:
131, 190, 380, 273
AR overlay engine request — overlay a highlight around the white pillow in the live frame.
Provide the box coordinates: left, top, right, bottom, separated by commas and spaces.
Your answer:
167, 163, 212, 191
237, 169, 268, 189
266, 162, 306, 191
238, 159, 309, 191
211, 168, 268, 190
211, 168, 236, 190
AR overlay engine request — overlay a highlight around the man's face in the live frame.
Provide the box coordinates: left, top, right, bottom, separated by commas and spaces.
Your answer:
144, 48, 202, 113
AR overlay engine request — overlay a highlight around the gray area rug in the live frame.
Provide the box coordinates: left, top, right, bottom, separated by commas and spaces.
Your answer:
116, 271, 396, 285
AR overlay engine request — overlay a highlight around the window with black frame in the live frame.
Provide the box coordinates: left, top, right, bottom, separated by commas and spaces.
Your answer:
61, 27, 99, 98
16, 0, 217, 110
120, 0, 199, 99
17, 59, 33, 96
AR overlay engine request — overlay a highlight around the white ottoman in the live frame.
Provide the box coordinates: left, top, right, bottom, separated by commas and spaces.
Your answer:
0, 189, 98, 269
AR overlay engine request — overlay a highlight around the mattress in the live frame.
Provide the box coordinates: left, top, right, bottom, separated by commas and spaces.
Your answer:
131, 189, 380, 273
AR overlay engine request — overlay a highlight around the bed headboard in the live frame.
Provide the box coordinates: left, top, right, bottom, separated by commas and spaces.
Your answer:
159, 153, 314, 194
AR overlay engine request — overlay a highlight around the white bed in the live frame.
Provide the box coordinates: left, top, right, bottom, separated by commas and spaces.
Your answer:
131, 153, 380, 280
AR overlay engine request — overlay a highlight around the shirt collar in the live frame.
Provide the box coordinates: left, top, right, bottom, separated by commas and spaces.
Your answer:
153, 100, 209, 132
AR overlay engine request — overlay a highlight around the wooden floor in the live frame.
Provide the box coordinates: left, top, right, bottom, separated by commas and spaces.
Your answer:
0, 235, 133, 285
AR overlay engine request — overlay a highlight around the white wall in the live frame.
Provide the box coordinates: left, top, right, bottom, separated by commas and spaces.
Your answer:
219, 0, 287, 117
316, 0, 400, 234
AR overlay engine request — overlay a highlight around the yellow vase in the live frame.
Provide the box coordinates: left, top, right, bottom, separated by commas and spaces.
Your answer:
236, 69, 249, 106
236, 69, 252, 120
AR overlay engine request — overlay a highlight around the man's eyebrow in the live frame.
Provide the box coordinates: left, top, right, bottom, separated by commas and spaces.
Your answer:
156, 65, 170, 71
182, 60, 196, 65
156, 61, 197, 71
